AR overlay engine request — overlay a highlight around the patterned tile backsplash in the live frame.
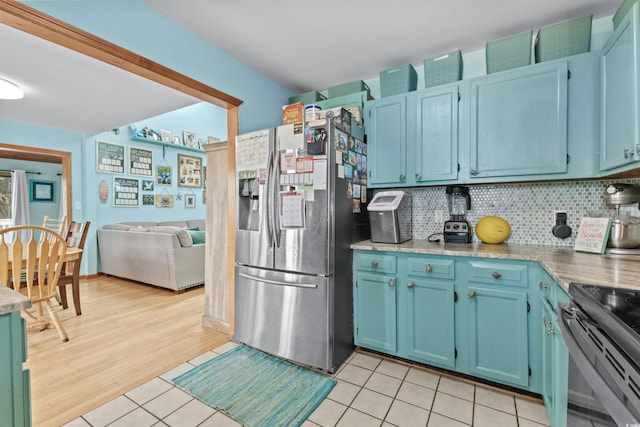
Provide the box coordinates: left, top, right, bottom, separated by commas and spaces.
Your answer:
408, 178, 640, 246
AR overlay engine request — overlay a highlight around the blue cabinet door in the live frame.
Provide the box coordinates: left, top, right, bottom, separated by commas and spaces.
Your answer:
404, 278, 456, 368
541, 297, 569, 427
366, 95, 408, 186
415, 86, 459, 182
467, 286, 529, 387
601, 4, 640, 171
355, 272, 397, 353
469, 62, 568, 178
541, 298, 555, 424
0, 312, 30, 427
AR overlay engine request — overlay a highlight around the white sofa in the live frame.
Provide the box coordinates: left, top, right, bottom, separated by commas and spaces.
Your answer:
97, 219, 205, 291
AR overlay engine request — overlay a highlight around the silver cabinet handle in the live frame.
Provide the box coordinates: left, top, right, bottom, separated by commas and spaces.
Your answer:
539, 281, 549, 290
468, 290, 477, 298
399, 174, 406, 182
470, 169, 479, 176
407, 282, 415, 288
371, 260, 378, 269
388, 279, 395, 287
426, 264, 433, 273
636, 143, 640, 156
415, 173, 422, 180
492, 271, 502, 280
543, 317, 556, 335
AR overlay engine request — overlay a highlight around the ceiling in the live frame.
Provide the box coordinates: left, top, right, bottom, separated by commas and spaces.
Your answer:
146, 0, 621, 93
0, 24, 200, 135
0, 0, 623, 134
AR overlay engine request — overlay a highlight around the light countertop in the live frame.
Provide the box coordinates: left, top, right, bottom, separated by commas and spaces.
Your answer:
0, 287, 31, 316
351, 240, 640, 293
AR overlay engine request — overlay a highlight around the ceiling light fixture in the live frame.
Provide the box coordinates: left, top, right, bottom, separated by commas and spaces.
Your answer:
0, 78, 25, 100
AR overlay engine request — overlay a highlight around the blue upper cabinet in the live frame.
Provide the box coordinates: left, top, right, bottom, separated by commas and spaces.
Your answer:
366, 84, 460, 188
469, 62, 569, 179
366, 94, 408, 186
601, 3, 640, 172
415, 86, 460, 183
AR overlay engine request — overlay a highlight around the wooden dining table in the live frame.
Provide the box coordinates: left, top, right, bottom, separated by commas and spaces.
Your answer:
0, 246, 82, 276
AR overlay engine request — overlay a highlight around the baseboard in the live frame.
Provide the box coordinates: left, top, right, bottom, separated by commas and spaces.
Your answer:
202, 315, 230, 335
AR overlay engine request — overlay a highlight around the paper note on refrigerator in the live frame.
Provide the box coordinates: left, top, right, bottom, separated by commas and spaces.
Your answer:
313, 158, 327, 190
280, 191, 305, 229
277, 123, 304, 151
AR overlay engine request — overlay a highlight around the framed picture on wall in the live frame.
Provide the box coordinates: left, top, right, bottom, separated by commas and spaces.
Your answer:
30, 180, 55, 202
177, 154, 202, 188
113, 177, 140, 207
129, 146, 153, 176
96, 140, 125, 174
185, 193, 196, 208
156, 165, 172, 185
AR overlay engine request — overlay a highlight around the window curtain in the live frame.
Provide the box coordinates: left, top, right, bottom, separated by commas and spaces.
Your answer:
11, 169, 30, 240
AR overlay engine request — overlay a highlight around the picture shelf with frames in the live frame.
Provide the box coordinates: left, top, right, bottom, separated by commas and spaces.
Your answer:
130, 136, 204, 153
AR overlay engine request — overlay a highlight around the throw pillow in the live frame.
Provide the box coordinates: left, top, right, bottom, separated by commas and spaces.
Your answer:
188, 230, 206, 245
148, 226, 193, 247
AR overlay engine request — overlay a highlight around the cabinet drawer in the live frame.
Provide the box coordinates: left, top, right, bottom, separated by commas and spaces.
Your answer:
356, 253, 396, 274
466, 260, 528, 287
406, 257, 455, 280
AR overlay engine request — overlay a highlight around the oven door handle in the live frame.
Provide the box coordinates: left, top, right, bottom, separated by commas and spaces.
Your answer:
558, 306, 639, 425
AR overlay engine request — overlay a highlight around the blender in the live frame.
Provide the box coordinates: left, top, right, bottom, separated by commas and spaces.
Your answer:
444, 185, 472, 243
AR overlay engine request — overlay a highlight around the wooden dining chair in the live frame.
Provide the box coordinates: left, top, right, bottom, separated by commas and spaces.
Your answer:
57, 221, 90, 315
43, 215, 68, 236
0, 225, 69, 342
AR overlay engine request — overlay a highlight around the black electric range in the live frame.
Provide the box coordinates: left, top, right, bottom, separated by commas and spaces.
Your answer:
569, 282, 640, 363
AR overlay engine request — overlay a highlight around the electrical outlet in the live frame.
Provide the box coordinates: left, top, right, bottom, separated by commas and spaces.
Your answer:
434, 210, 444, 223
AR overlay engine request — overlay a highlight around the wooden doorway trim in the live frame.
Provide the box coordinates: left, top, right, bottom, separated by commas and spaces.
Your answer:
0, 143, 72, 223
0, 1, 242, 110
0, 0, 241, 334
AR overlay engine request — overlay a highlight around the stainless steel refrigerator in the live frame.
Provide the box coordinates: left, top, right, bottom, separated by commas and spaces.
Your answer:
233, 109, 369, 373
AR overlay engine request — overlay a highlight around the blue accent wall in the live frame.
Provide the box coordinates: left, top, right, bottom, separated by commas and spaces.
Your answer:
22, 0, 293, 132
2, 1, 294, 274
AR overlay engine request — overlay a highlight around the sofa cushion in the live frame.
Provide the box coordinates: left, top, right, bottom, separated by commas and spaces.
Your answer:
188, 230, 206, 245
157, 221, 190, 229
120, 221, 157, 228
148, 226, 193, 247
102, 224, 133, 231
186, 219, 206, 231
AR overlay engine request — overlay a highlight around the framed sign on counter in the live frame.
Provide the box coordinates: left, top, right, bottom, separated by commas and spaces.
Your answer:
96, 140, 125, 174
113, 177, 140, 207
129, 146, 153, 176
177, 154, 203, 188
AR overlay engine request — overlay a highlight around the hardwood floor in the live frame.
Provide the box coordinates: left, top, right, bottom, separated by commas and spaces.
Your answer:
24, 275, 230, 427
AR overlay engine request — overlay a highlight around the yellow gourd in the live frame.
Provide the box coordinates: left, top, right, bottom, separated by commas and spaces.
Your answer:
475, 216, 511, 244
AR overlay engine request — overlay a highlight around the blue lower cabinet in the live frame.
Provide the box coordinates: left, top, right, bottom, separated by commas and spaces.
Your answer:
354, 272, 398, 353
1, 311, 31, 427
353, 250, 545, 395
466, 286, 530, 388
541, 294, 569, 427
404, 278, 456, 368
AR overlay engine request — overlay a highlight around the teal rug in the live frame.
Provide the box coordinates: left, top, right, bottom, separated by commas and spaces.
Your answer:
172, 345, 336, 427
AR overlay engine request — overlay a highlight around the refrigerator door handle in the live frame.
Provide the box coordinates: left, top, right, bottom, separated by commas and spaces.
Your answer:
265, 150, 274, 248
271, 150, 281, 248
238, 272, 318, 289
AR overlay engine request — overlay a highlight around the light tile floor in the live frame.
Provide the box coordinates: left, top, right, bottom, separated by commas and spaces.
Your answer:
63, 342, 550, 427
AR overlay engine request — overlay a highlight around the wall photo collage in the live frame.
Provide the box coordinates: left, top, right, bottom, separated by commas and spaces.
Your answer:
96, 139, 204, 208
